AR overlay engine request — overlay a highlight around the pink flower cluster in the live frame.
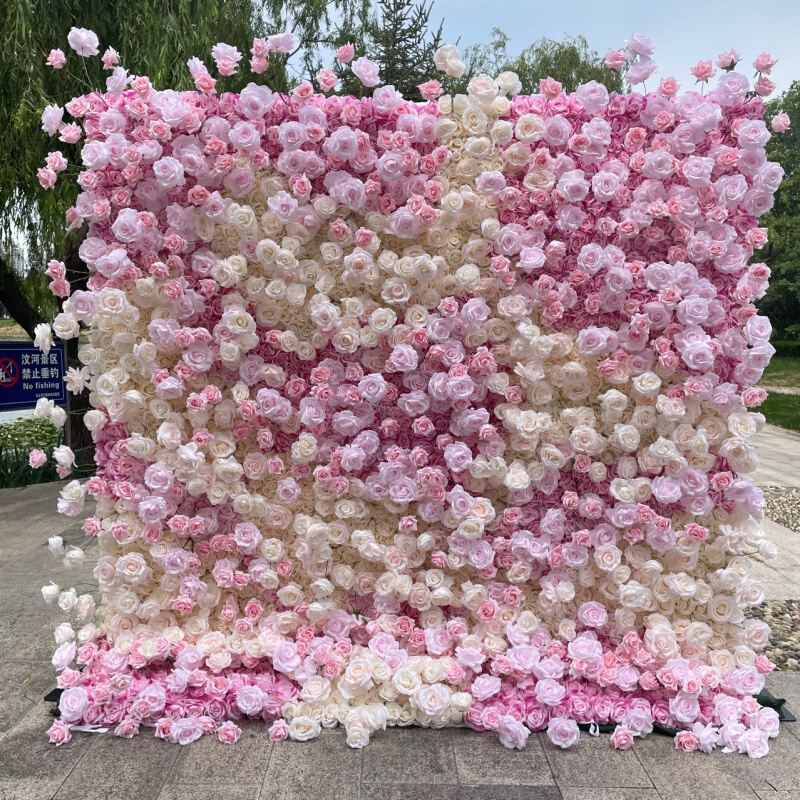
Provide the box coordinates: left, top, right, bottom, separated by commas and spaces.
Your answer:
37, 32, 790, 755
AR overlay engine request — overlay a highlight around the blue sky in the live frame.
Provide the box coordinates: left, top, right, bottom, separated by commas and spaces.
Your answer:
431, 0, 800, 96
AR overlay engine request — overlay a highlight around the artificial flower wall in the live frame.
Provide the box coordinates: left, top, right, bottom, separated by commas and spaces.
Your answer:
34, 29, 791, 756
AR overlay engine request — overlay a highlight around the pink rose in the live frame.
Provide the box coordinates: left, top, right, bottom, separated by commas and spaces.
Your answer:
539, 77, 562, 97
755, 76, 776, 96
625, 34, 655, 57
659, 76, 680, 96
610, 726, 634, 750
269, 720, 289, 741
753, 52, 778, 74
170, 717, 206, 745
217, 721, 242, 744
67, 27, 99, 57
47, 49, 66, 69
267, 32, 296, 54
351, 56, 380, 87
547, 717, 580, 749
535, 679, 566, 707
59, 687, 88, 723
336, 43, 355, 63
29, 449, 47, 468
476, 171, 507, 196
41, 105, 63, 136
690, 61, 715, 82
115, 719, 141, 739
626, 56, 657, 84
211, 42, 243, 75
675, 730, 700, 752
605, 51, 627, 70
317, 68, 337, 92
472, 675, 501, 701
418, 79, 443, 100
497, 715, 530, 749
738, 728, 769, 758
772, 112, 791, 133
48, 720, 72, 746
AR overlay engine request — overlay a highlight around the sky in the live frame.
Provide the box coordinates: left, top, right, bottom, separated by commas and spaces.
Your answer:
430, 0, 800, 96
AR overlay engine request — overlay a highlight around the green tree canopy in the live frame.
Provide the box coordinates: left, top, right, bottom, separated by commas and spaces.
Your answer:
452, 29, 625, 96
758, 81, 800, 339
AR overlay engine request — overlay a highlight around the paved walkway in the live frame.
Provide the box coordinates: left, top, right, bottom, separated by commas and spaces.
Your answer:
2, 422, 800, 799
751, 424, 800, 489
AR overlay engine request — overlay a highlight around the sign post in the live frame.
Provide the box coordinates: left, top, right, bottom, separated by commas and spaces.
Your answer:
0, 343, 66, 410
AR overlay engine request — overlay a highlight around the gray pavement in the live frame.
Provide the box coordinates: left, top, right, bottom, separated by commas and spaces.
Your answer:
3, 476, 800, 799
751, 424, 800, 489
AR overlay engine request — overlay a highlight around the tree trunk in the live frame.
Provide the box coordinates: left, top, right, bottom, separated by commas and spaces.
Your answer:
0, 254, 44, 340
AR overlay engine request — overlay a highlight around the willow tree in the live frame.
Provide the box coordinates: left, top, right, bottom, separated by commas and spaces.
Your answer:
452, 29, 625, 96
0, 0, 369, 336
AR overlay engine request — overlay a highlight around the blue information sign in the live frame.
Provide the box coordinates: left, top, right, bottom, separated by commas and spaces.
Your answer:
0, 342, 66, 410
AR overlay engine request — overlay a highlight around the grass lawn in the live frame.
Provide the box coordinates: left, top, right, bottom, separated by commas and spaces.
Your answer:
761, 355, 800, 389
760, 392, 800, 432
0, 318, 29, 341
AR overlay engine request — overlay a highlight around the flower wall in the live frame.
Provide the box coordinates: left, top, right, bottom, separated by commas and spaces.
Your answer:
37, 30, 791, 755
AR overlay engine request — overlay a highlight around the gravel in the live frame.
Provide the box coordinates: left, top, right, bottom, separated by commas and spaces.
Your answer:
740, 487, 800, 670
746, 600, 800, 671
762, 486, 800, 534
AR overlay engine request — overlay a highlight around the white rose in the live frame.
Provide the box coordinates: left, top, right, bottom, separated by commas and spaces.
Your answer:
288, 716, 321, 742
53, 313, 80, 340
54, 622, 75, 644
301, 676, 332, 704
58, 588, 78, 612
515, 114, 545, 143
63, 547, 86, 568
414, 683, 451, 717
433, 44, 466, 78
42, 582, 61, 604
393, 667, 422, 696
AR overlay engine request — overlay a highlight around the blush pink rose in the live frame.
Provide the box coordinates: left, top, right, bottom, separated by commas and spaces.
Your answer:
29, 449, 47, 468
217, 721, 242, 744
48, 720, 72, 746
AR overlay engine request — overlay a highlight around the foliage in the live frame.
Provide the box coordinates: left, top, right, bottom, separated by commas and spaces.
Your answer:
761, 356, 800, 389
270, 0, 372, 83
757, 81, 800, 339
759, 392, 800, 432
334, 0, 442, 99
770, 341, 800, 359
0, 415, 61, 453
450, 29, 625, 96
0, 416, 61, 488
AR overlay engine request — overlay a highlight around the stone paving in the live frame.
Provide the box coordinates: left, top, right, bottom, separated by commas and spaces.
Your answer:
0, 423, 799, 800
751, 425, 800, 489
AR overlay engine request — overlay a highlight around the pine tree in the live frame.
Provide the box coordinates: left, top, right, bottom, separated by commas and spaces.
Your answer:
336, 0, 443, 100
